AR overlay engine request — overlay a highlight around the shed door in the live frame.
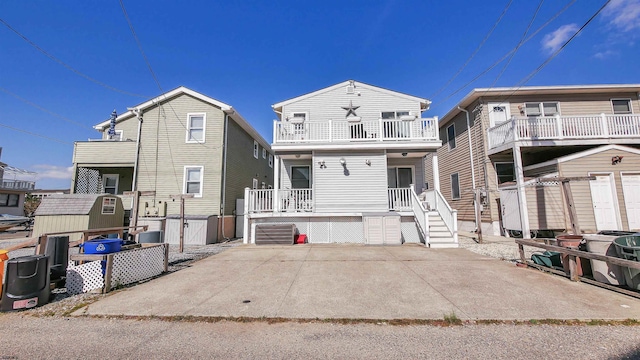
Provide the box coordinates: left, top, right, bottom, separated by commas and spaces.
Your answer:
364, 217, 384, 245
499, 189, 521, 231
621, 173, 640, 231
589, 174, 621, 231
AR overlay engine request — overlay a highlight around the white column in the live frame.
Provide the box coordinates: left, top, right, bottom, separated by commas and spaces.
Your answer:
513, 144, 531, 239
273, 155, 280, 213
432, 153, 440, 192
243, 187, 250, 244
601, 113, 609, 137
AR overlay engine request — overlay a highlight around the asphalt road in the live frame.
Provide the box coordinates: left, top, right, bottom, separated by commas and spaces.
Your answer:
0, 315, 639, 359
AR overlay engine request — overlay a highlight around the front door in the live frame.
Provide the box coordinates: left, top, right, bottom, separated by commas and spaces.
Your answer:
387, 167, 413, 210
589, 174, 621, 231
621, 173, 640, 231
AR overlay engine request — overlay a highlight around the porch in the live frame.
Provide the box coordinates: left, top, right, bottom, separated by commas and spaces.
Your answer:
487, 114, 640, 153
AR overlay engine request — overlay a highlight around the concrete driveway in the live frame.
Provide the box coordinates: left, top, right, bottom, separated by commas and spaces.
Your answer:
76, 244, 640, 320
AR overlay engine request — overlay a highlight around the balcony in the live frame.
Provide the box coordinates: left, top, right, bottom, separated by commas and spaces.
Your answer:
272, 118, 439, 148
488, 114, 640, 151
73, 140, 138, 165
1, 179, 35, 191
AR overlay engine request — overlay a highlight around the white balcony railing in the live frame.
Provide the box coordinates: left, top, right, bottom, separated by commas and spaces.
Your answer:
388, 188, 412, 211
273, 118, 438, 144
1, 179, 36, 190
487, 114, 640, 149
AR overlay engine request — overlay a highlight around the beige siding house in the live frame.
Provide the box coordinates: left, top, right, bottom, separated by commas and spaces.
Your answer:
72, 87, 273, 244
429, 84, 640, 238
245, 80, 458, 247
0, 148, 36, 217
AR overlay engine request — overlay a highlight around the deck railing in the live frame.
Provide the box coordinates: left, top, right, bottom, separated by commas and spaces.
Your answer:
423, 189, 458, 243
487, 114, 640, 149
388, 188, 413, 211
1, 179, 36, 190
273, 117, 438, 144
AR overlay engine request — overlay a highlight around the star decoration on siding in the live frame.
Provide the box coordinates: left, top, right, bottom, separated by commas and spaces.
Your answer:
342, 101, 360, 118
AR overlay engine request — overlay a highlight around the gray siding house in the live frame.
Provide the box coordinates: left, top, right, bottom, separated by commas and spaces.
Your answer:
244, 80, 458, 247
428, 84, 640, 238
72, 86, 273, 244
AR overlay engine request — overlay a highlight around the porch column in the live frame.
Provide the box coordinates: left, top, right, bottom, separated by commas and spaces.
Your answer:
243, 187, 250, 244
432, 153, 440, 191
513, 144, 531, 239
273, 155, 280, 213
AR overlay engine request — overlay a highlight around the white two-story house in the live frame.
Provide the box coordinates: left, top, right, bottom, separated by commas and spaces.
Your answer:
243, 80, 458, 247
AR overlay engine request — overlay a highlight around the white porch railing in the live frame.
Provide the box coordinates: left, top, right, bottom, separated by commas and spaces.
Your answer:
247, 189, 275, 213
487, 114, 640, 149
423, 189, 458, 243
1, 179, 36, 190
273, 117, 438, 144
387, 188, 412, 211
410, 185, 429, 245
247, 189, 312, 213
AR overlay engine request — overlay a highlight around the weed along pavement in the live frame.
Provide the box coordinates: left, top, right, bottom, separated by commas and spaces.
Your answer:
73, 244, 640, 321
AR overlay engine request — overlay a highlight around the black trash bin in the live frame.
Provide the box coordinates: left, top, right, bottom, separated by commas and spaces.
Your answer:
1, 255, 51, 311
45, 236, 69, 287
613, 235, 640, 290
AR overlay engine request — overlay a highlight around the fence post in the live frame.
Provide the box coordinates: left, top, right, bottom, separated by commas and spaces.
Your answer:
555, 114, 563, 139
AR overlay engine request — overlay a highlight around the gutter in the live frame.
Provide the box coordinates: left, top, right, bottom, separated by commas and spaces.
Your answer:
220, 109, 233, 241
457, 106, 482, 242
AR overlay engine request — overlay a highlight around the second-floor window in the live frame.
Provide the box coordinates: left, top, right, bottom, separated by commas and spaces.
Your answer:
495, 163, 515, 184
447, 124, 456, 150
381, 111, 410, 119
524, 102, 559, 117
253, 141, 259, 159
451, 173, 460, 200
268, 154, 274, 168
612, 99, 632, 114
186, 113, 206, 143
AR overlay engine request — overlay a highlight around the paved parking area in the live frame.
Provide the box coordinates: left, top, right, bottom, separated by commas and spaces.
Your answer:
76, 244, 640, 320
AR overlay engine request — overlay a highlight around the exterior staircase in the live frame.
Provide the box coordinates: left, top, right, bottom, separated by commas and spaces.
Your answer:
427, 212, 458, 248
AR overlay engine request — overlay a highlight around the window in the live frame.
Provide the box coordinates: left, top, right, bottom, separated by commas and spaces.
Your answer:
262, 148, 267, 159
495, 163, 515, 184
612, 99, 632, 114
381, 111, 410, 119
0, 193, 19, 207
387, 167, 413, 188
183, 166, 203, 197
451, 173, 460, 200
108, 130, 123, 141
102, 174, 119, 194
291, 166, 310, 189
488, 103, 510, 127
524, 102, 559, 117
291, 112, 307, 121
252, 178, 258, 189
447, 124, 456, 150
268, 154, 273, 168
186, 113, 206, 143
101, 197, 116, 215
253, 141, 259, 159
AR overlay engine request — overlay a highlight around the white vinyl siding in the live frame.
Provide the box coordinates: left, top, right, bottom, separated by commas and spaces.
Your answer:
447, 124, 456, 150
611, 99, 632, 114
183, 166, 204, 197
186, 113, 206, 143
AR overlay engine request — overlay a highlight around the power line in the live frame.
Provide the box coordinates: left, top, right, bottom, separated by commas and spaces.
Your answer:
490, 0, 544, 87
0, 18, 148, 99
0, 86, 95, 131
433, 0, 576, 106
430, 0, 514, 100
0, 122, 71, 144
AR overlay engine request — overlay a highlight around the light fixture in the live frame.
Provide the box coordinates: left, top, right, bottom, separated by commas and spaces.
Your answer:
339, 157, 346, 166
295, 154, 301, 158
401, 152, 408, 157
318, 160, 326, 169
365, 159, 371, 166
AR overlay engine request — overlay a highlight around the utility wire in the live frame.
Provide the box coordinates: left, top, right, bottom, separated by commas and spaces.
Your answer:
0, 122, 71, 144
430, 0, 513, 100
433, 0, 576, 106
0, 86, 95, 131
490, 0, 544, 88
0, 18, 148, 99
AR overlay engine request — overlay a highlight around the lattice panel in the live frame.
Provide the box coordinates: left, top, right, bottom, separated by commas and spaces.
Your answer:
401, 218, 422, 244
330, 217, 364, 243
110, 245, 167, 290
66, 260, 104, 295
309, 219, 330, 243
76, 167, 102, 194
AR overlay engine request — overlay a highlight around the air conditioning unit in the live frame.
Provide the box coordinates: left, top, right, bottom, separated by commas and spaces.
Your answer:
144, 201, 167, 217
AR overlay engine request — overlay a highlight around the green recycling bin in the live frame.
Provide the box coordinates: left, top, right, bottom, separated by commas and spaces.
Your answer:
613, 235, 640, 290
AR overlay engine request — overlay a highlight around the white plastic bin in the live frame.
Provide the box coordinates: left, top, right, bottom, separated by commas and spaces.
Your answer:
584, 234, 625, 286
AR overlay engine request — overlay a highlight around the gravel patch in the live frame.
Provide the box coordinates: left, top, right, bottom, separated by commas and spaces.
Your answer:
457, 234, 540, 263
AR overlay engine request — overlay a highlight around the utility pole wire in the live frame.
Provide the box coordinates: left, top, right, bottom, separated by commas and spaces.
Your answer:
0, 122, 72, 144
0, 18, 148, 99
432, 0, 576, 106
430, 0, 514, 100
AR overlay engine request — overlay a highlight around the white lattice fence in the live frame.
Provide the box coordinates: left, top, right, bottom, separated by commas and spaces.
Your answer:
67, 260, 104, 295
110, 245, 167, 290
329, 217, 363, 244
76, 167, 102, 194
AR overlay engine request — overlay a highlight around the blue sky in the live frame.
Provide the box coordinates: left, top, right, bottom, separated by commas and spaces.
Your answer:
1, 0, 639, 189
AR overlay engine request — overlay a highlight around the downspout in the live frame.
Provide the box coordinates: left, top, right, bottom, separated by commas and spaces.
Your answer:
220, 109, 232, 241
458, 106, 482, 242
